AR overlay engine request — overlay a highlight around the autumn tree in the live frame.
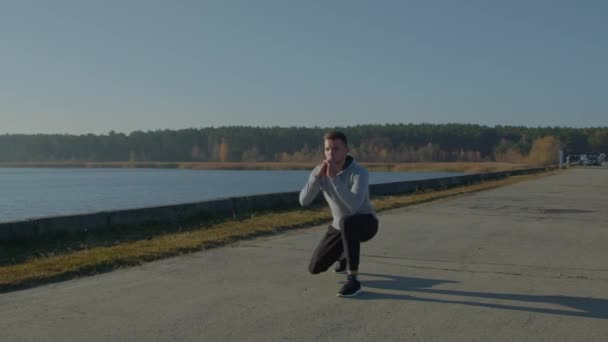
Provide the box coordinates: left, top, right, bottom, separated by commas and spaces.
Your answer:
219, 138, 229, 162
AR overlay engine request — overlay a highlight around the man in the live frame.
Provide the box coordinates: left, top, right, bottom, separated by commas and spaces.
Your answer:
299, 131, 378, 297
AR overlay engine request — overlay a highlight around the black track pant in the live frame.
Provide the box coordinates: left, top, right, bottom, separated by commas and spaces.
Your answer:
308, 213, 378, 274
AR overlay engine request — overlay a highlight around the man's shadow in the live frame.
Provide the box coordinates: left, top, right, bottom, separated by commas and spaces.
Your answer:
349, 273, 608, 319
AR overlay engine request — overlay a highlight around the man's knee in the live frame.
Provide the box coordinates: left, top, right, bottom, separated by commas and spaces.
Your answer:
309, 260, 330, 274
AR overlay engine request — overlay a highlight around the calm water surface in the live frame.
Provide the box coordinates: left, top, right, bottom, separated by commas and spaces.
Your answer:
0, 168, 463, 222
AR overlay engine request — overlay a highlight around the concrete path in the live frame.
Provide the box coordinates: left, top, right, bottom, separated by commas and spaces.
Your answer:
2, 168, 607, 341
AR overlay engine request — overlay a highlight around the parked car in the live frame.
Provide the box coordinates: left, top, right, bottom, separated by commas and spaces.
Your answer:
566, 154, 581, 166
583, 154, 601, 166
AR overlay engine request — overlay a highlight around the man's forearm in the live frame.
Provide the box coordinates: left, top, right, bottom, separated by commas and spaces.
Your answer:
299, 174, 321, 206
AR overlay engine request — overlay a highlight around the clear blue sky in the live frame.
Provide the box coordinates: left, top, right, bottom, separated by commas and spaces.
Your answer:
1, 0, 606, 134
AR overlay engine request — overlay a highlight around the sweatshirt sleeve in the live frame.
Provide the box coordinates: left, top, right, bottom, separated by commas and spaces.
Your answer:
299, 166, 322, 206
328, 167, 368, 214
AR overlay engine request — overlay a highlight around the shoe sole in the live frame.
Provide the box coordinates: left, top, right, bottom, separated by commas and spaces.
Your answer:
336, 288, 362, 298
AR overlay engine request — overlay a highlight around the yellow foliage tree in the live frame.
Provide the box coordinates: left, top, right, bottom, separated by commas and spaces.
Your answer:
219, 138, 229, 162
527, 136, 561, 166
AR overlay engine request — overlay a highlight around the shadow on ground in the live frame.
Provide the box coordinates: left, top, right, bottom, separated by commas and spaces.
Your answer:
353, 273, 608, 319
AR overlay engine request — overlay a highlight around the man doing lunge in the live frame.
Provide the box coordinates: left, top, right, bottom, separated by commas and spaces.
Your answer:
299, 131, 379, 297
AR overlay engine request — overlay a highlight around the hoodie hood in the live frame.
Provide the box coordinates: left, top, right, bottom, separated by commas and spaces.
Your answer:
338, 155, 355, 175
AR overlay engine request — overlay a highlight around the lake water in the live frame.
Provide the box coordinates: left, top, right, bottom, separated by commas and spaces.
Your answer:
0, 168, 462, 222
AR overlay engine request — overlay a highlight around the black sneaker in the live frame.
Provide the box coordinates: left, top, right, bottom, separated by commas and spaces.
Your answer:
337, 277, 361, 297
333, 259, 347, 273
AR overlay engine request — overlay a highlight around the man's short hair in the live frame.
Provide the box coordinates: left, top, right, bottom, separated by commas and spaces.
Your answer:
324, 131, 348, 146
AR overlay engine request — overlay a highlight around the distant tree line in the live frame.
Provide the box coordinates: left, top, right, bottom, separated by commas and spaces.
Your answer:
1, 124, 607, 165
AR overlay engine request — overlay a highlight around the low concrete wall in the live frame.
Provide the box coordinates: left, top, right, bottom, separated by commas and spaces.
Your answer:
0, 166, 557, 241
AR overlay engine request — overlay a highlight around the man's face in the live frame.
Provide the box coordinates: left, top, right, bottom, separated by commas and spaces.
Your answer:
324, 139, 349, 164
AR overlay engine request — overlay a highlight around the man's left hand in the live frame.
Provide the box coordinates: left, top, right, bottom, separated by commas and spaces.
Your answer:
326, 160, 339, 178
